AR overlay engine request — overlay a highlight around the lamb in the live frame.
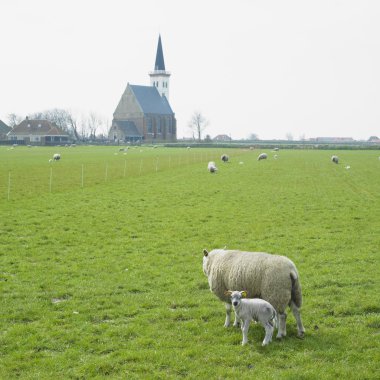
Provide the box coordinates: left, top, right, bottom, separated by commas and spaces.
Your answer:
53, 153, 61, 161
225, 290, 277, 346
221, 154, 229, 163
202, 248, 305, 339
207, 161, 218, 173
331, 155, 339, 164
257, 153, 267, 161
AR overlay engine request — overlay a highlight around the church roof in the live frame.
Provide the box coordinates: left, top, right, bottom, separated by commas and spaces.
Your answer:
130, 85, 174, 115
113, 120, 142, 137
154, 34, 166, 71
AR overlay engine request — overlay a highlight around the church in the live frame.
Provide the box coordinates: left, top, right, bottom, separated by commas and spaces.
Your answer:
109, 35, 177, 143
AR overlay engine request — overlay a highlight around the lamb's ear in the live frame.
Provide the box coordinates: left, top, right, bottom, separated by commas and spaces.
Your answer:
203, 249, 209, 257
224, 290, 232, 296
241, 291, 248, 298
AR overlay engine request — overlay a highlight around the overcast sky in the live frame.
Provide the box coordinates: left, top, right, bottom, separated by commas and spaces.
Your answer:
1, 0, 379, 140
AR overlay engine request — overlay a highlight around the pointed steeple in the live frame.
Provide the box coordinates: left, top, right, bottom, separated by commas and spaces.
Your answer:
154, 34, 166, 71
149, 34, 171, 99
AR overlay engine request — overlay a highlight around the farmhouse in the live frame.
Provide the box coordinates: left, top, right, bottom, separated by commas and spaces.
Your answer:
109, 35, 177, 143
7, 117, 71, 145
0, 120, 11, 140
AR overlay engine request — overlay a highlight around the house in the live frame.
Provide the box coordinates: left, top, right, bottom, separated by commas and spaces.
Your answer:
213, 134, 231, 142
0, 120, 11, 140
7, 117, 71, 145
109, 35, 176, 143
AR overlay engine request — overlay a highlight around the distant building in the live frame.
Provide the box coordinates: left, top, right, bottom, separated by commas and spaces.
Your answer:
309, 137, 354, 143
0, 120, 11, 139
7, 117, 70, 145
213, 134, 231, 142
109, 35, 176, 143
368, 136, 380, 143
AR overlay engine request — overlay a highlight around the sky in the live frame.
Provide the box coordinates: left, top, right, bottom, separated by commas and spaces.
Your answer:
1, 0, 379, 140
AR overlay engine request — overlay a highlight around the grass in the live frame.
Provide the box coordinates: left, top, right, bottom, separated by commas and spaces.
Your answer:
0, 146, 379, 379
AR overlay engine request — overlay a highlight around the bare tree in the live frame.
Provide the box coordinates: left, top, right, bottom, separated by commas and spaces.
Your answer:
188, 111, 209, 142
7, 113, 23, 127
249, 133, 259, 140
286, 132, 294, 141
87, 111, 102, 140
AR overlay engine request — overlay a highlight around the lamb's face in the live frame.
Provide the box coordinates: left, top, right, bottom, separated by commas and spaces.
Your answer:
230, 291, 243, 307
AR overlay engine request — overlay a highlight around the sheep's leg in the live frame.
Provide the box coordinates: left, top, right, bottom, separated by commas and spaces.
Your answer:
262, 322, 274, 346
290, 301, 305, 338
241, 320, 249, 345
224, 303, 231, 327
233, 310, 240, 327
276, 312, 287, 339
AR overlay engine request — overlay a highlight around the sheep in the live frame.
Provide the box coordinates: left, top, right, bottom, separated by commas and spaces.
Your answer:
221, 154, 229, 163
225, 290, 277, 346
53, 153, 61, 161
202, 248, 305, 339
257, 153, 267, 161
331, 155, 339, 164
207, 161, 218, 173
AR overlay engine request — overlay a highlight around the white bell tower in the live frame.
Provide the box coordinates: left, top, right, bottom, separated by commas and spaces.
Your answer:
149, 35, 171, 99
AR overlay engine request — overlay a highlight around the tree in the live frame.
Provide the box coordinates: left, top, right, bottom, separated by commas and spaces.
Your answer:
7, 113, 23, 127
286, 132, 294, 141
188, 111, 209, 142
249, 133, 259, 140
86, 111, 102, 140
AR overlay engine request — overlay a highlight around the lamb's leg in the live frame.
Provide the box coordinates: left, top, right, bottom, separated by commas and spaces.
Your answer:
233, 310, 240, 327
262, 322, 274, 346
241, 319, 249, 345
276, 312, 287, 338
290, 301, 305, 338
224, 303, 231, 327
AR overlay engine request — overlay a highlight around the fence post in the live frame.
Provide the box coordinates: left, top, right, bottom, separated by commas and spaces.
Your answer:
7, 172, 11, 201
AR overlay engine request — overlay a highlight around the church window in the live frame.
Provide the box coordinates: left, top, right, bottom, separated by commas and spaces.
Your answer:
156, 118, 161, 133
147, 118, 153, 133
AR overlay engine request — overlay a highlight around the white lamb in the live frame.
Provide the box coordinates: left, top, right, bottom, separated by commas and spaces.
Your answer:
225, 290, 277, 346
207, 161, 217, 173
203, 248, 305, 339
257, 153, 267, 161
53, 153, 61, 161
331, 155, 339, 164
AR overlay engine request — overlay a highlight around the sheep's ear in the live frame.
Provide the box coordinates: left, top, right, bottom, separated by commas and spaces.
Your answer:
203, 249, 209, 257
241, 291, 248, 298
224, 290, 232, 296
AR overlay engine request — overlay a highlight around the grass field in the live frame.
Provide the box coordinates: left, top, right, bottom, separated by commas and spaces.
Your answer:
1, 145, 379, 379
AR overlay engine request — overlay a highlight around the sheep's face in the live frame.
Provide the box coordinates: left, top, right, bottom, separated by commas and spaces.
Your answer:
225, 290, 247, 307
202, 249, 209, 276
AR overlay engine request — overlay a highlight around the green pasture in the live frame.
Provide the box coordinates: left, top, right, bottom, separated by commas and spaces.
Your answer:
1, 146, 379, 379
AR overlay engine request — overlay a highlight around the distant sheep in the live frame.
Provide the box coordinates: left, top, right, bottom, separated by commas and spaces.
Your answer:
258, 153, 267, 161
225, 290, 277, 346
331, 155, 339, 164
221, 154, 229, 163
207, 161, 218, 173
203, 248, 305, 339
53, 153, 61, 161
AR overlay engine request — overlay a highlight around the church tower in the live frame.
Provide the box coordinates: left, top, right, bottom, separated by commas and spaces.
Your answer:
149, 35, 171, 99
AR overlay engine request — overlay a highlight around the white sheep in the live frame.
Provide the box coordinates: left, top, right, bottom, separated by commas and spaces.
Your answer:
53, 153, 61, 161
225, 290, 277, 346
207, 161, 218, 173
202, 248, 305, 339
331, 155, 339, 164
257, 153, 267, 161
221, 154, 229, 163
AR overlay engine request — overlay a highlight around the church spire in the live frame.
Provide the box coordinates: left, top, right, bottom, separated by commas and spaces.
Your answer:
154, 34, 165, 71
150, 34, 171, 99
